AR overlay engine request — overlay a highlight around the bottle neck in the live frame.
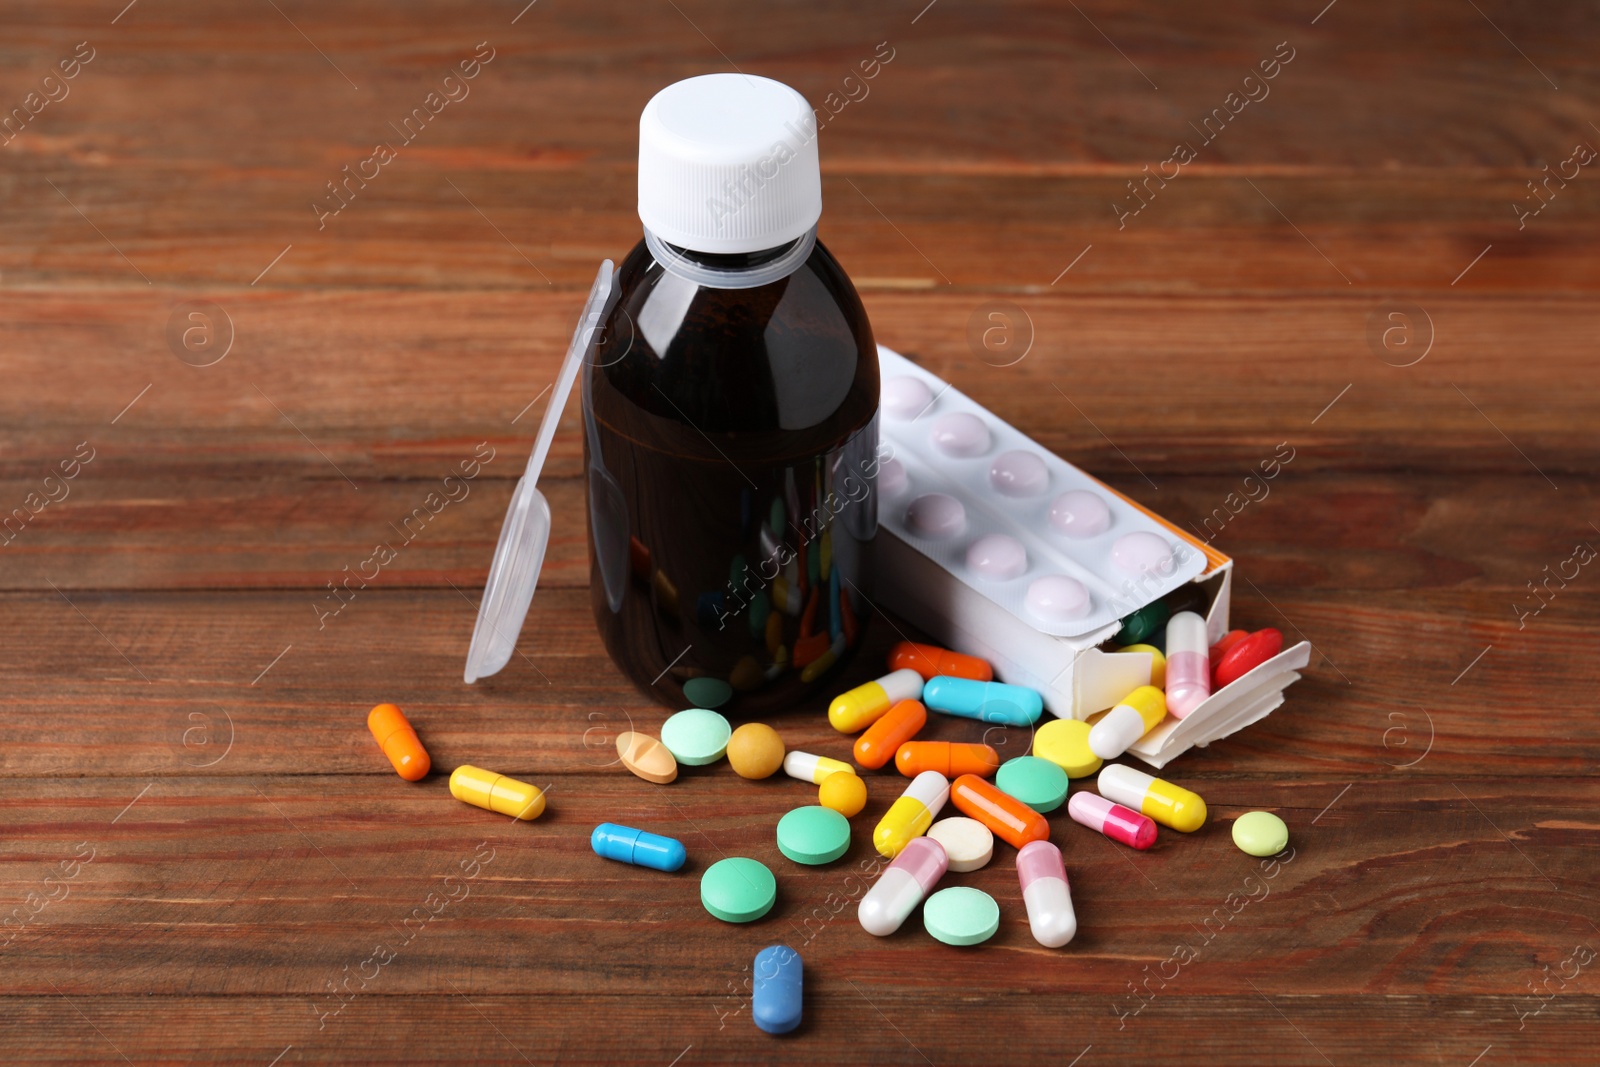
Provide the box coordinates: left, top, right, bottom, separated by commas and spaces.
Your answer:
643, 226, 817, 290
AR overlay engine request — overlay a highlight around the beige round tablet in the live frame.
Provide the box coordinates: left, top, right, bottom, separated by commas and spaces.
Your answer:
926, 817, 993, 873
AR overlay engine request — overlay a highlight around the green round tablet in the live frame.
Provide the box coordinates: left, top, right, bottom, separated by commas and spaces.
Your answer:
995, 756, 1070, 813
700, 857, 776, 923
923, 886, 1000, 946
660, 708, 732, 766
776, 805, 851, 865
683, 677, 732, 709
1232, 811, 1289, 857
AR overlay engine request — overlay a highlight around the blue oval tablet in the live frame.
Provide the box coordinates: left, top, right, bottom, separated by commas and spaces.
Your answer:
752, 944, 802, 1035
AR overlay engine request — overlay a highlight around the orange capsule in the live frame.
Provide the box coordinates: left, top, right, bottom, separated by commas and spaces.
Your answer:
855, 699, 927, 769
367, 703, 430, 781
950, 773, 1049, 850
888, 641, 993, 683
894, 741, 1000, 779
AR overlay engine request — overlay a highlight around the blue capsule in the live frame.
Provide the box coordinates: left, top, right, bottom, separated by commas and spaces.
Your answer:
752, 944, 802, 1035
923, 676, 1043, 726
590, 823, 686, 872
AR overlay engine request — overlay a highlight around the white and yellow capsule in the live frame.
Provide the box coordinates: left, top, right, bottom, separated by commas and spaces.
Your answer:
828, 668, 923, 733
783, 750, 855, 785
873, 770, 949, 858
1096, 764, 1206, 832
1088, 685, 1168, 759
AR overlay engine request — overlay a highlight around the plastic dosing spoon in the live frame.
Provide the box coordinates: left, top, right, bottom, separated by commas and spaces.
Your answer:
464, 260, 614, 684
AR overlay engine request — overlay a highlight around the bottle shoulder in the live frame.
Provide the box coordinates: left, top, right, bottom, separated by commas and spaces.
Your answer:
594, 237, 878, 437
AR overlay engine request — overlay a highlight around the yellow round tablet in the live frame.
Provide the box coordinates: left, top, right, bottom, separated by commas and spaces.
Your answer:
1032, 717, 1103, 778
818, 771, 867, 818
726, 723, 785, 779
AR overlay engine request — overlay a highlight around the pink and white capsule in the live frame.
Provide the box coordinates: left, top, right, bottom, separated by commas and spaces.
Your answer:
1163, 611, 1211, 717
858, 836, 948, 937
1016, 840, 1076, 947
1066, 791, 1157, 850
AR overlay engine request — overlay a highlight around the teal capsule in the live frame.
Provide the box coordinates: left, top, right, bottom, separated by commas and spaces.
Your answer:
1114, 601, 1169, 645
923, 676, 1043, 726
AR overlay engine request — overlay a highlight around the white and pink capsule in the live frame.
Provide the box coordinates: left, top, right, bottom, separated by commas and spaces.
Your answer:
1016, 840, 1075, 947
1164, 611, 1211, 717
858, 836, 948, 937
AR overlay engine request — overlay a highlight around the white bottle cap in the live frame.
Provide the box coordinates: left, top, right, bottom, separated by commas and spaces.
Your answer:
638, 73, 821, 254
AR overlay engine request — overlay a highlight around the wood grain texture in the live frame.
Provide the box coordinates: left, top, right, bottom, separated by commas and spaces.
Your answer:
2, 0, 1598, 1064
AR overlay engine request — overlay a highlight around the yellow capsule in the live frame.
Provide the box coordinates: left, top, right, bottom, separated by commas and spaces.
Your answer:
828, 668, 923, 733
873, 771, 950, 857
1097, 765, 1205, 833
820, 528, 833, 581
766, 610, 784, 655
449, 765, 545, 820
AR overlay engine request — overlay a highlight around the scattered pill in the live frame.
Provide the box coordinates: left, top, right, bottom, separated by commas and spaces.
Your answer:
818, 771, 868, 818
1115, 642, 1166, 688
1048, 489, 1111, 539
752, 945, 803, 1035
1163, 611, 1211, 718
895, 741, 1000, 779
591, 823, 686, 872
727, 723, 786, 780
874, 770, 950, 858
700, 857, 776, 923
854, 699, 927, 769
1113, 600, 1168, 645
995, 756, 1070, 813
888, 641, 993, 682
925, 817, 993, 873
989, 450, 1050, 497
1232, 811, 1289, 857
1088, 685, 1168, 759
1067, 791, 1157, 850
617, 731, 679, 785
449, 765, 545, 821
967, 533, 1029, 581
784, 750, 855, 785
1017, 840, 1076, 947
777, 805, 852, 865
683, 676, 733, 709
829, 668, 923, 733
859, 836, 948, 936
1214, 628, 1284, 689
367, 703, 429, 781
1097, 764, 1206, 833
950, 774, 1049, 849
924, 676, 1043, 727
1209, 629, 1248, 664
1031, 718, 1102, 779
660, 708, 732, 766
923, 886, 1000, 946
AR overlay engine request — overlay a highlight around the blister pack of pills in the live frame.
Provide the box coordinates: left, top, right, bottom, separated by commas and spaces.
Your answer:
874, 347, 1207, 639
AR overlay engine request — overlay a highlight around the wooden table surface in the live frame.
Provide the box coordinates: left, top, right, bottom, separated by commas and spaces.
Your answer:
4, 1, 1597, 1063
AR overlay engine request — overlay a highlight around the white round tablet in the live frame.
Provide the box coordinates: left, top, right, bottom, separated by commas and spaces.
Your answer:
926, 817, 994, 873
883, 375, 934, 420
